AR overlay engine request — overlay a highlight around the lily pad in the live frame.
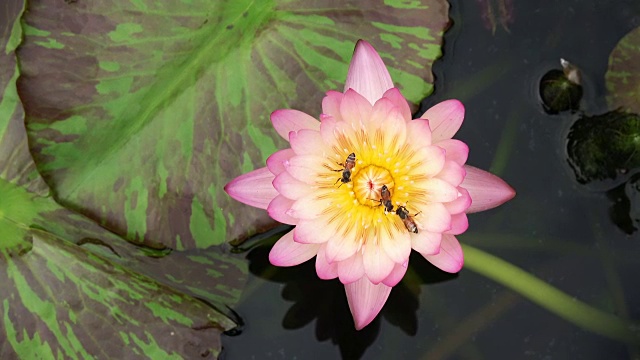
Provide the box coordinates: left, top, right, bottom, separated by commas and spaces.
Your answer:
0, 0, 48, 195
1, 223, 234, 359
18, 0, 450, 249
566, 110, 640, 186
0, 177, 247, 358
1, 3, 246, 357
538, 59, 583, 114
606, 26, 640, 113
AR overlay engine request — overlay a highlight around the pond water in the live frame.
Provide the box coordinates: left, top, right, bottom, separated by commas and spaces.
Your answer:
222, 1, 640, 359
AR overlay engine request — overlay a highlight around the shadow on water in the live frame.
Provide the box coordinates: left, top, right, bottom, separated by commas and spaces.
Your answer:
223, 231, 457, 359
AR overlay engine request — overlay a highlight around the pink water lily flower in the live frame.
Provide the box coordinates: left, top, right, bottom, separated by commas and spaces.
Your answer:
225, 40, 515, 330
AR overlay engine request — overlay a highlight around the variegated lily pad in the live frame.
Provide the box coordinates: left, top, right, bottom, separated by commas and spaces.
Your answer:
606, 26, 640, 113
18, 0, 450, 249
1, 2, 246, 357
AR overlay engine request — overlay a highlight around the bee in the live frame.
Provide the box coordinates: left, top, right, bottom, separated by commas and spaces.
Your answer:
395, 205, 420, 234
333, 152, 356, 187
369, 185, 394, 213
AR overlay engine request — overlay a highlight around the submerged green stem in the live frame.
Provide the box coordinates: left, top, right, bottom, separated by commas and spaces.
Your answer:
462, 244, 640, 345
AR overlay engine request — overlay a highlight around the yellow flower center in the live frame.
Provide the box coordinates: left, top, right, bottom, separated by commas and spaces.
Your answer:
315, 146, 424, 244
352, 165, 395, 206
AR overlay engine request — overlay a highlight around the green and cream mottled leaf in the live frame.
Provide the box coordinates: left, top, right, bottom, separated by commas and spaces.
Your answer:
0, 0, 48, 195
606, 26, 640, 113
18, 0, 449, 249
0, 175, 245, 358
1, 228, 234, 359
1, 3, 247, 356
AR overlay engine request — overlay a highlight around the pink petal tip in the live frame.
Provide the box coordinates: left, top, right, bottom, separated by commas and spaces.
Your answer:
271, 109, 320, 141
224, 167, 278, 210
423, 234, 464, 273
422, 99, 465, 143
344, 40, 394, 105
269, 229, 320, 267
462, 166, 516, 213
345, 276, 392, 330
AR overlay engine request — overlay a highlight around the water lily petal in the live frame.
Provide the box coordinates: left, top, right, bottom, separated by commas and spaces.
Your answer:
285, 155, 327, 185
445, 187, 472, 214
421, 99, 465, 142
437, 139, 469, 166
224, 167, 277, 209
272, 171, 314, 200
406, 146, 446, 178
462, 165, 516, 213
315, 244, 338, 280
436, 160, 466, 187
418, 177, 459, 203
345, 276, 392, 330
267, 195, 298, 225
380, 106, 408, 154
380, 229, 411, 264
289, 129, 328, 155
294, 218, 335, 244
325, 229, 360, 263
338, 252, 366, 284
289, 192, 333, 219
266, 148, 295, 175
344, 40, 394, 105
363, 98, 408, 158
368, 96, 396, 126
382, 261, 408, 287
319, 114, 339, 145
340, 88, 373, 128
411, 231, 442, 256
363, 243, 395, 284
414, 202, 452, 233
445, 213, 469, 235
322, 90, 344, 121
382, 88, 412, 121
406, 119, 432, 147
269, 229, 321, 267
423, 234, 464, 273
271, 109, 320, 140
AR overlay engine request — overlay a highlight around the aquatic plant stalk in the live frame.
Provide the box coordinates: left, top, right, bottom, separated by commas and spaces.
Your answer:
463, 244, 640, 344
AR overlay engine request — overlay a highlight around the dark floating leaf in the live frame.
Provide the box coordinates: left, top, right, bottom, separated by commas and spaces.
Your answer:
607, 173, 640, 235
539, 59, 583, 114
567, 110, 640, 185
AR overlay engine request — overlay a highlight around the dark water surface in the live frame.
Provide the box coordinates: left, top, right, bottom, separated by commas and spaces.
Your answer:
222, 1, 640, 359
